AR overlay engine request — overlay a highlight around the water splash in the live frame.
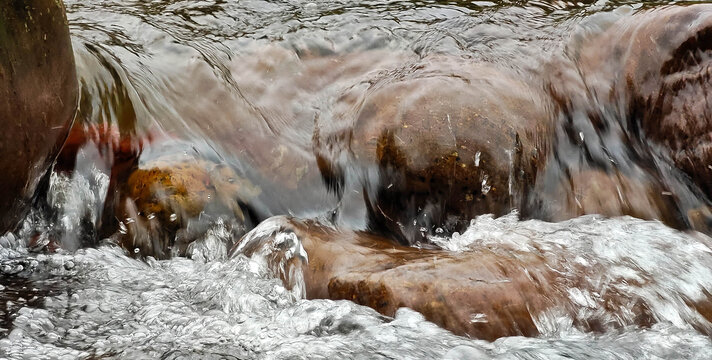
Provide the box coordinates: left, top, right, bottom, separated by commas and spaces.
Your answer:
232, 216, 309, 299
3, 215, 712, 358
431, 212, 712, 335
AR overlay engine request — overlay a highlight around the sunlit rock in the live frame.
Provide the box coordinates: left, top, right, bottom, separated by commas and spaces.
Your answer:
114, 154, 260, 258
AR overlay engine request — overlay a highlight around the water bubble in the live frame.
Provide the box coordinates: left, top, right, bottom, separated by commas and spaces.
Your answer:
481, 175, 491, 195
470, 313, 488, 323
118, 222, 127, 235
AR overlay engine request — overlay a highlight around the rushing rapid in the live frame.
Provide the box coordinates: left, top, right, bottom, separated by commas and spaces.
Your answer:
2, 166, 712, 358
2, 0, 712, 358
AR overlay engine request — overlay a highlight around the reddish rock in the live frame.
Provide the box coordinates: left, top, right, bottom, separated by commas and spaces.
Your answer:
234, 217, 567, 341
233, 216, 712, 340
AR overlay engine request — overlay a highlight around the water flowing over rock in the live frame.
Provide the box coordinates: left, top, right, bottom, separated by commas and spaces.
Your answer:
3, 0, 712, 358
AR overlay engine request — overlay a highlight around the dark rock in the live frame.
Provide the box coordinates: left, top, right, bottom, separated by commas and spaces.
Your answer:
321, 57, 552, 244
0, 0, 78, 232
574, 5, 712, 203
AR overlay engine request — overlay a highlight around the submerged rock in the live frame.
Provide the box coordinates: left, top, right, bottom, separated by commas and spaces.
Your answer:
590, 5, 712, 199
114, 153, 260, 259
0, 0, 78, 232
321, 57, 552, 244
551, 4, 712, 229
231, 216, 559, 341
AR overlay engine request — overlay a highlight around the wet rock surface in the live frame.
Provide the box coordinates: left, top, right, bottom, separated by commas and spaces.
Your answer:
114, 153, 260, 258
573, 5, 712, 200
239, 217, 561, 341
544, 4, 712, 229
232, 214, 712, 341
0, 0, 78, 233
322, 57, 552, 244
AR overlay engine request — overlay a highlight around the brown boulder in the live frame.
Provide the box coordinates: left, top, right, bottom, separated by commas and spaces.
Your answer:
232, 216, 563, 341
317, 56, 552, 244
0, 0, 78, 232
232, 216, 712, 341
574, 5, 712, 201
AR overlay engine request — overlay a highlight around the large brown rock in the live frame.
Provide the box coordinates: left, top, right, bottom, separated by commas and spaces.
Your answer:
233, 216, 563, 341
232, 216, 712, 341
573, 4, 712, 203
0, 0, 78, 232
320, 56, 552, 244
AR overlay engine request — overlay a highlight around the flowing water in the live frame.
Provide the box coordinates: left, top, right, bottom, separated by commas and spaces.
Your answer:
3, 0, 712, 358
